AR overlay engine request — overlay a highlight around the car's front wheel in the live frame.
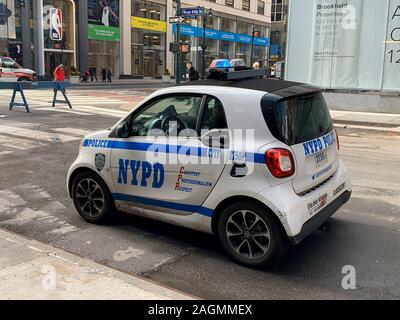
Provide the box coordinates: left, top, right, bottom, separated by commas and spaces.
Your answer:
217, 201, 286, 268
71, 171, 114, 224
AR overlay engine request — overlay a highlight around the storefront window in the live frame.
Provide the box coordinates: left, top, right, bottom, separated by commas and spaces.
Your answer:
43, 0, 74, 51
131, 0, 167, 78
220, 17, 235, 33
42, 0, 75, 76
237, 21, 252, 36
88, 40, 120, 79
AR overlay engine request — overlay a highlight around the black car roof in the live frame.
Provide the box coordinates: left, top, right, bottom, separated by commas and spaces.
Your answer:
179, 78, 321, 98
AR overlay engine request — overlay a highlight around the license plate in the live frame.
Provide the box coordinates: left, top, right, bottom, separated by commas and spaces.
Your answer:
315, 150, 328, 167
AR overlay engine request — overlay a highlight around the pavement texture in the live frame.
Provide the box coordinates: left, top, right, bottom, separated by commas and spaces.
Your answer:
0, 87, 399, 300
0, 229, 194, 300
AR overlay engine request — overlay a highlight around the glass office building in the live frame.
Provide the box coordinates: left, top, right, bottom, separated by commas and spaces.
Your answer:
286, 0, 400, 91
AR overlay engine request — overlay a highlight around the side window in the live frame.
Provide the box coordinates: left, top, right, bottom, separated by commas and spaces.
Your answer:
2, 59, 16, 68
200, 97, 228, 130
130, 95, 202, 137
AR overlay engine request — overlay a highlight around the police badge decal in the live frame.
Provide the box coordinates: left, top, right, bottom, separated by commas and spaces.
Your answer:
95, 154, 106, 172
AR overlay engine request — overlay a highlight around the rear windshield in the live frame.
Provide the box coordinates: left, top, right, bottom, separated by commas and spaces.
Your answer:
262, 92, 333, 146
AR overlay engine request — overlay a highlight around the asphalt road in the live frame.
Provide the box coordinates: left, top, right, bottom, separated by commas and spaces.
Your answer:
0, 88, 399, 299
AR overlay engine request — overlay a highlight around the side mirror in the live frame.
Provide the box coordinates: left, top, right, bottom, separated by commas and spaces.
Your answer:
115, 122, 130, 139
201, 129, 230, 149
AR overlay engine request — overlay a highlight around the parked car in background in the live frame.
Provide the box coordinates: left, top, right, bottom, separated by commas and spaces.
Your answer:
0, 57, 37, 82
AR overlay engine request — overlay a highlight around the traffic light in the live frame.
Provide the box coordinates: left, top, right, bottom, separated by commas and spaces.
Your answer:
253, 31, 260, 38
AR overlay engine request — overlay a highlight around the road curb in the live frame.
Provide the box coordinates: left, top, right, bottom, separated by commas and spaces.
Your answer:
0, 228, 197, 300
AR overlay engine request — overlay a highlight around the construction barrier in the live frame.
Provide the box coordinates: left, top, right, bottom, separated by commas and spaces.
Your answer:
0, 81, 72, 113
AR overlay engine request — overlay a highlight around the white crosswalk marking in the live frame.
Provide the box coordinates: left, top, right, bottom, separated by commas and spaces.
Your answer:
52, 127, 93, 136
0, 122, 90, 155
0, 89, 134, 118
0, 125, 79, 143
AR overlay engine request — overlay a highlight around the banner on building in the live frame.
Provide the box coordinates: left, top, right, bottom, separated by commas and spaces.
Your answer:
88, 0, 120, 41
131, 16, 167, 33
172, 24, 270, 46
0, 0, 16, 39
49, 8, 63, 41
383, 0, 400, 90
311, 0, 362, 88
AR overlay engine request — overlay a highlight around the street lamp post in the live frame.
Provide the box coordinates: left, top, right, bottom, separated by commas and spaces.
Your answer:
250, 25, 255, 67
201, 15, 206, 79
201, 9, 212, 79
174, 0, 182, 84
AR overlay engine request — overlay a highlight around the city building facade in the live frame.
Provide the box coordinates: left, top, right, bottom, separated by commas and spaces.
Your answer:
269, 0, 287, 73
0, 0, 271, 79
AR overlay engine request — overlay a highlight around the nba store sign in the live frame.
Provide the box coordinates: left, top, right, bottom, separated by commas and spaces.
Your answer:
49, 8, 62, 41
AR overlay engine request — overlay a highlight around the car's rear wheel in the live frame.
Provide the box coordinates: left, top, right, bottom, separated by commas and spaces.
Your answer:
72, 171, 114, 224
217, 201, 285, 268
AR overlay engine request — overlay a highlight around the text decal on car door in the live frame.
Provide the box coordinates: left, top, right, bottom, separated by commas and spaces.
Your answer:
118, 159, 165, 189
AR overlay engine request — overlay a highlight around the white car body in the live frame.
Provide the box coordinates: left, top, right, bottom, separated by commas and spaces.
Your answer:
0, 57, 37, 82
68, 78, 352, 267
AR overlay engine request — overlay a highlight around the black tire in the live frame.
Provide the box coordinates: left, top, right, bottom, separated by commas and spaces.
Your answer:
71, 171, 115, 224
18, 77, 30, 82
217, 201, 286, 269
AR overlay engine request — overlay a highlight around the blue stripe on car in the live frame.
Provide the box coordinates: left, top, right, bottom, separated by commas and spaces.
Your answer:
83, 139, 265, 164
112, 193, 214, 217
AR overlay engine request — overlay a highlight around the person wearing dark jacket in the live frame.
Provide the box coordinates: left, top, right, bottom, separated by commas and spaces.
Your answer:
106, 67, 112, 83
100, 68, 107, 82
187, 62, 200, 81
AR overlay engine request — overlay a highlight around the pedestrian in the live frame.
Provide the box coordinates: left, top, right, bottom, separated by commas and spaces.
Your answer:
270, 65, 276, 78
92, 67, 98, 82
53, 64, 65, 93
100, 68, 107, 82
253, 61, 260, 70
82, 70, 90, 83
53, 64, 65, 82
106, 67, 112, 83
186, 62, 200, 81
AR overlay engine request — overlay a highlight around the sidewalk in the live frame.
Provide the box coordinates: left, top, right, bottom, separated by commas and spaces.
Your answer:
0, 228, 194, 300
330, 110, 400, 127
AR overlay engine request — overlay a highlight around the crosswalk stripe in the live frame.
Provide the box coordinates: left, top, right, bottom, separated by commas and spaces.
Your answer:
52, 127, 93, 136
0, 125, 80, 143
35, 107, 94, 116
0, 135, 46, 151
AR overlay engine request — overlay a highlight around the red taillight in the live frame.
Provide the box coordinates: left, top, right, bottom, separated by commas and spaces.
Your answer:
335, 129, 340, 150
265, 149, 295, 178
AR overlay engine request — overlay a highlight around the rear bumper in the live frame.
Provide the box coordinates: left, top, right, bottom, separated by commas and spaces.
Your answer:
288, 190, 351, 245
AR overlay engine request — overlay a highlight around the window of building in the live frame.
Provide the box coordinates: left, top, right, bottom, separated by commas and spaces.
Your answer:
271, 0, 285, 22
242, 0, 250, 11
257, 1, 265, 15
132, 0, 166, 21
225, 0, 234, 7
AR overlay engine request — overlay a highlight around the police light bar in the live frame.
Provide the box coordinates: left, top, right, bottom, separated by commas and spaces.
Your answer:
214, 68, 268, 81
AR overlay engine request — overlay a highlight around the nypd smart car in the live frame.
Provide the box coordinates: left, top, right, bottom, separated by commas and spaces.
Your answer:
67, 69, 352, 268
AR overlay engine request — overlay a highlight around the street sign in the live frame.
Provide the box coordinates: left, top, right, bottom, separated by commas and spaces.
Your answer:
169, 16, 185, 24
181, 7, 204, 18
49, 8, 63, 41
